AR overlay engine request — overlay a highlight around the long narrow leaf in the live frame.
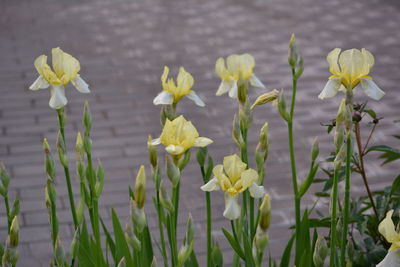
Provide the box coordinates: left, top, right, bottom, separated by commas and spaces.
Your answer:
221, 228, 246, 260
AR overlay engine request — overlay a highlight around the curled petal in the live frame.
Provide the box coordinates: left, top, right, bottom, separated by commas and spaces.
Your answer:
377, 248, 400, 267
318, 78, 341, 99
200, 177, 220, 192
327, 48, 341, 75
194, 137, 213, 147
29, 76, 49, 90
186, 92, 205, 107
216, 80, 233, 96
72, 76, 90, 93
49, 85, 67, 109
153, 91, 174, 105
249, 74, 265, 88
165, 145, 185, 155
249, 182, 265, 198
379, 210, 400, 244
228, 81, 238, 99
223, 193, 241, 220
360, 78, 385, 101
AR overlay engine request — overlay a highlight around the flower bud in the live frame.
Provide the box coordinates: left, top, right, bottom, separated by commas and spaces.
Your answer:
70, 229, 79, 259
313, 235, 328, 267
178, 215, 195, 267
83, 101, 92, 131
211, 242, 223, 267
310, 137, 319, 162
334, 143, 346, 171
150, 256, 157, 267
232, 114, 242, 146
95, 164, 105, 198
9, 217, 19, 248
278, 90, 290, 122
251, 89, 279, 109
134, 165, 146, 209
288, 33, 298, 67
56, 132, 68, 168
159, 181, 174, 213
147, 136, 158, 168
259, 194, 271, 231
0, 163, 10, 191
130, 200, 147, 232
43, 138, 56, 180
76, 200, 85, 225
166, 155, 181, 187
178, 149, 191, 170
125, 224, 141, 251
253, 226, 269, 256
76, 132, 84, 159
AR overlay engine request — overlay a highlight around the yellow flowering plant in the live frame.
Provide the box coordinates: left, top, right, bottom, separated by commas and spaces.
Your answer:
1, 34, 397, 267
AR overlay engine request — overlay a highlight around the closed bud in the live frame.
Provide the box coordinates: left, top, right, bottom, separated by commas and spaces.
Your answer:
211, 242, 223, 267
178, 215, 195, 267
232, 114, 242, 146
9, 217, 19, 247
95, 164, 105, 198
0, 163, 10, 191
178, 149, 191, 170
196, 147, 207, 167
75, 132, 84, 159
134, 165, 146, 209
83, 101, 92, 130
83, 136, 92, 154
43, 138, 56, 180
184, 214, 195, 244
56, 131, 68, 168
288, 33, 297, 67
253, 226, 269, 257
125, 224, 141, 251
310, 137, 319, 162
313, 235, 328, 267
334, 143, 346, 171
76, 200, 85, 225
166, 155, 181, 187
147, 136, 158, 168
54, 236, 66, 264
251, 89, 279, 109
278, 90, 290, 121
334, 127, 345, 153
259, 194, 271, 231
159, 181, 174, 213
130, 200, 147, 232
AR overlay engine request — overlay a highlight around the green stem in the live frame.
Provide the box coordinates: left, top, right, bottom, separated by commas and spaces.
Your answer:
56, 109, 78, 229
340, 133, 352, 264
329, 169, 339, 267
200, 166, 213, 267
156, 188, 169, 267
288, 71, 301, 264
172, 180, 181, 264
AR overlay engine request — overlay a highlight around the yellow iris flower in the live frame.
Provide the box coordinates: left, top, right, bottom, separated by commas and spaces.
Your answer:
151, 115, 213, 156
153, 66, 204, 107
29, 47, 90, 109
201, 154, 265, 220
215, 54, 265, 98
377, 210, 400, 267
319, 48, 384, 100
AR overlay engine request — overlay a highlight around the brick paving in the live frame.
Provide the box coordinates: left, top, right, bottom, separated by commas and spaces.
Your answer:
1, 0, 400, 265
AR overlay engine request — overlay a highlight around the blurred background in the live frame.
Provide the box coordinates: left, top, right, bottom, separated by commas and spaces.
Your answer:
1, 0, 399, 265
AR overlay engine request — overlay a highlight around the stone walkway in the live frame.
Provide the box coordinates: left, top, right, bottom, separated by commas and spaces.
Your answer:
1, 0, 399, 265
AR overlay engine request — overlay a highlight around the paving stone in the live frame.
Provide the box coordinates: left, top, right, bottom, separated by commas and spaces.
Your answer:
0, 0, 399, 265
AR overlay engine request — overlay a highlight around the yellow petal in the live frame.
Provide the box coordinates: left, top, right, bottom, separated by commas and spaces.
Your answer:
238, 168, 258, 189
161, 66, 170, 91
52, 47, 64, 77
361, 48, 374, 75
34, 55, 61, 85
239, 54, 255, 80
213, 165, 232, 191
34, 55, 47, 77
61, 51, 80, 84
223, 154, 246, 184
338, 49, 363, 87
327, 48, 341, 75
176, 67, 194, 98
379, 210, 400, 244
215, 57, 230, 81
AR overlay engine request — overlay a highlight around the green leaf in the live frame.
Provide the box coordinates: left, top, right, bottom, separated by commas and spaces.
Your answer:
100, 217, 116, 259
363, 109, 377, 119
78, 223, 97, 267
221, 228, 245, 260
111, 208, 134, 266
140, 225, 154, 267
185, 250, 200, 267
280, 233, 295, 267
299, 164, 319, 198
242, 231, 256, 267
367, 145, 400, 165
